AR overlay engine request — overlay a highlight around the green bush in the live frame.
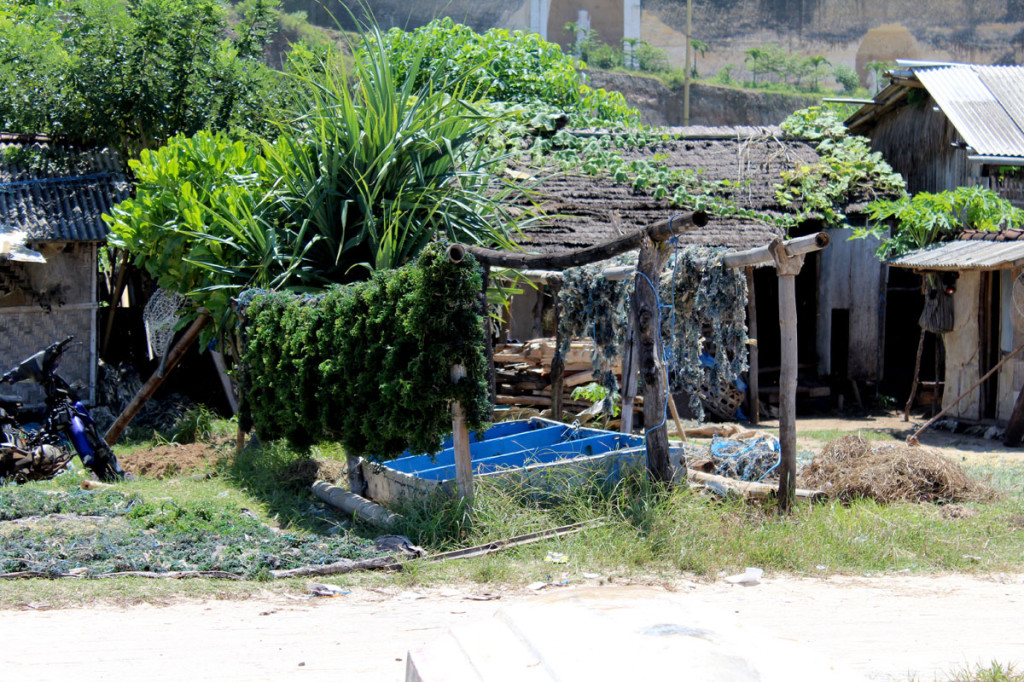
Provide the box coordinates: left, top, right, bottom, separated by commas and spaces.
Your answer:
378, 17, 638, 125
238, 242, 490, 461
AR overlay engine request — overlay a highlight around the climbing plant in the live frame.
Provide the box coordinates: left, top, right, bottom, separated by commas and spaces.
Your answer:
775, 106, 906, 228
237, 243, 490, 460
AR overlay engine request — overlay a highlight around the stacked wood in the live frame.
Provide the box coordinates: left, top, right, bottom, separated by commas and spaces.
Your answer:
493, 338, 622, 410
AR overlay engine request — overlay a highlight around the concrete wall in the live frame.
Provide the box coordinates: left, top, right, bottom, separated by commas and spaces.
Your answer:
941, 270, 982, 420
816, 228, 887, 382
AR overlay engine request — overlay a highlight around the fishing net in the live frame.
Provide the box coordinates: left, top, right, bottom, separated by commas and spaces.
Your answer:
557, 246, 749, 421
143, 289, 187, 360
800, 435, 991, 504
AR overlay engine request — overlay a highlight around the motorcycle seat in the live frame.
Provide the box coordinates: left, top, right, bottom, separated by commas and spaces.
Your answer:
0, 394, 22, 408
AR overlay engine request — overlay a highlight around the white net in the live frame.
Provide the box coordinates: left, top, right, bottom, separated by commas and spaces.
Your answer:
143, 289, 187, 360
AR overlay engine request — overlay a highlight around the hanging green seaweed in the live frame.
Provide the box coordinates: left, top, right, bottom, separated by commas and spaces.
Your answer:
237, 243, 490, 462
664, 246, 749, 420
558, 255, 633, 410
556, 246, 748, 422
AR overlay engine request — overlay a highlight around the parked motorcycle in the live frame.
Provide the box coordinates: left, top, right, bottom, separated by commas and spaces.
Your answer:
0, 337, 127, 483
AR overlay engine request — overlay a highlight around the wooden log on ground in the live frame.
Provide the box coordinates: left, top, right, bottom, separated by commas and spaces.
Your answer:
461, 211, 708, 269
270, 556, 399, 580
687, 470, 826, 502
104, 313, 211, 445
312, 481, 399, 527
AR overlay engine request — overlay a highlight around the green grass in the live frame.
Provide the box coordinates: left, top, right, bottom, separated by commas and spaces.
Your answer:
930, 662, 1024, 682
3, 418, 1024, 606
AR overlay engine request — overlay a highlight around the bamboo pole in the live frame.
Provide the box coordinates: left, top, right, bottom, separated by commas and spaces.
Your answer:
450, 364, 473, 506
104, 313, 211, 445
721, 232, 830, 269
101, 250, 130, 356
907, 338, 1024, 445
461, 210, 708, 269
683, 0, 692, 126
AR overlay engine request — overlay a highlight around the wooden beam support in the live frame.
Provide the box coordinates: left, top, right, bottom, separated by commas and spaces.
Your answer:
461, 211, 708, 270
634, 235, 675, 484
770, 240, 805, 514
450, 364, 473, 507
550, 279, 565, 421
745, 267, 760, 425
104, 313, 211, 445
722, 232, 830, 270
480, 264, 496, 404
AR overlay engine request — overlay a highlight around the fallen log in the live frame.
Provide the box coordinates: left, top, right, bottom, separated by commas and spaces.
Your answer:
312, 481, 401, 528
270, 556, 399, 580
686, 469, 826, 502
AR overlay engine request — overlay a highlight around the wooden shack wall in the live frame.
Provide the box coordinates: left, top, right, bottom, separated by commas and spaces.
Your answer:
0, 242, 97, 406
941, 270, 982, 420
816, 228, 886, 381
867, 95, 977, 194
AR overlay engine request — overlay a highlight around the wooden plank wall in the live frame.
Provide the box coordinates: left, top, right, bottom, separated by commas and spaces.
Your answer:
816, 228, 886, 381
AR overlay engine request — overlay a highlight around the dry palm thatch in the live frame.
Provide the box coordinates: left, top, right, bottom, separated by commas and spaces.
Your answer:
800, 434, 991, 504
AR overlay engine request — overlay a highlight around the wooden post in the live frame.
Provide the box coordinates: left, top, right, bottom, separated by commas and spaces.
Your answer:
635, 235, 674, 483
550, 279, 565, 421
619, 318, 638, 433
480, 264, 496, 404
101, 250, 130, 356
683, 0, 692, 126
908, 338, 1024, 445
210, 350, 238, 415
904, 328, 927, 421
1003, 383, 1024, 446
450, 364, 474, 506
104, 313, 211, 445
769, 240, 805, 513
745, 267, 760, 424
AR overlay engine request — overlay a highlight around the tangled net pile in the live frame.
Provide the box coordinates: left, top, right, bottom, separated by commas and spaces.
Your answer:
801, 435, 991, 504
557, 246, 748, 420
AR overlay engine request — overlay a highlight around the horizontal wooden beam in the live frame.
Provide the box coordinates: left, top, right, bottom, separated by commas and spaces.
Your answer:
721, 232, 830, 269
460, 211, 708, 270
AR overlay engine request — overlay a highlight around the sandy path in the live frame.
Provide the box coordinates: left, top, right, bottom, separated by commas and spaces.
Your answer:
2, 574, 1022, 681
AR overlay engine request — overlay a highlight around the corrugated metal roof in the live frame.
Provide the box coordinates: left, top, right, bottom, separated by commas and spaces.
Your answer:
914, 65, 1024, 158
889, 240, 1024, 270
0, 141, 128, 242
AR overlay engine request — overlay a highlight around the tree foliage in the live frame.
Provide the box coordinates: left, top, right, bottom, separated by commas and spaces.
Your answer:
377, 17, 638, 125
106, 24, 523, 341
0, 0, 281, 156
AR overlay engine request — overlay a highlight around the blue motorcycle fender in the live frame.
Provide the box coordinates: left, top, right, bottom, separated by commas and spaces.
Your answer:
69, 415, 93, 457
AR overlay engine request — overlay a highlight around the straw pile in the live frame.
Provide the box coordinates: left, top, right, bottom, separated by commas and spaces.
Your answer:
801, 435, 991, 504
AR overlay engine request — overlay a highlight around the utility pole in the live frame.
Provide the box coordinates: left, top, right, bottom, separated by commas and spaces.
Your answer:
683, 0, 693, 126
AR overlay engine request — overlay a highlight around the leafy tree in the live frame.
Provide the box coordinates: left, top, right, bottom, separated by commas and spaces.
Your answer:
690, 38, 709, 77
380, 17, 637, 125
107, 24, 525, 339
801, 55, 832, 91
0, 0, 282, 157
832, 64, 860, 94
866, 60, 894, 93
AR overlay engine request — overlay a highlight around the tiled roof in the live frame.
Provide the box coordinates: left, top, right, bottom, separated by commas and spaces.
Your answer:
0, 137, 129, 242
958, 229, 1024, 241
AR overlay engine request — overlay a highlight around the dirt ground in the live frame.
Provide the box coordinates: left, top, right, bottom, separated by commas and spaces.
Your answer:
117, 439, 231, 479
1, 574, 1022, 681
11, 411, 1014, 680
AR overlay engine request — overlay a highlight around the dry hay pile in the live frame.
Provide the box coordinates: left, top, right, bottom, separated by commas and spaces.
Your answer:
801, 435, 991, 504
282, 457, 347, 488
